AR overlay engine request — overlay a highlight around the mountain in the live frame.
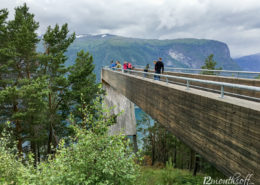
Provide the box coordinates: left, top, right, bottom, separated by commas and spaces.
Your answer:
50, 34, 239, 81
234, 53, 260, 72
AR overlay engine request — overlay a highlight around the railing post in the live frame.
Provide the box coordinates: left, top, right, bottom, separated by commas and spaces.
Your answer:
186, 80, 190, 90
166, 77, 168, 84
220, 85, 224, 98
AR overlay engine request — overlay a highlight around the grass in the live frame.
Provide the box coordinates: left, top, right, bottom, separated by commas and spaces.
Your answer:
137, 166, 205, 185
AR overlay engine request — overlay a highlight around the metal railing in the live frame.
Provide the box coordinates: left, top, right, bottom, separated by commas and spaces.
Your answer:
104, 66, 260, 100
134, 65, 260, 79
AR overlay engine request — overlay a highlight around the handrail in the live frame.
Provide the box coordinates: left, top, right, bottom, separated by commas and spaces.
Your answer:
104, 66, 260, 99
134, 65, 260, 75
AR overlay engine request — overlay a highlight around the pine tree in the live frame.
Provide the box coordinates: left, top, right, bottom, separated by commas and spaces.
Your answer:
0, 9, 10, 125
1, 4, 103, 162
68, 50, 101, 121
7, 3, 39, 79
40, 23, 75, 154
201, 54, 222, 75
18, 77, 49, 164
0, 4, 43, 155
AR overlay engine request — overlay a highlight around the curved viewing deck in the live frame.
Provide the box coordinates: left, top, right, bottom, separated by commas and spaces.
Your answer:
102, 67, 260, 184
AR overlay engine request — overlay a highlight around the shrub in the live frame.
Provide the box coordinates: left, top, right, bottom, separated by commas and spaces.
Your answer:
0, 98, 140, 185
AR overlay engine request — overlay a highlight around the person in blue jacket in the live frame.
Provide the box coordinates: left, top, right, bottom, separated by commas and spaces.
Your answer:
110, 60, 116, 69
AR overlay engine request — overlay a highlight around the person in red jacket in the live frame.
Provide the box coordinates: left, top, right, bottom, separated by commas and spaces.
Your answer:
127, 62, 132, 70
123, 61, 128, 72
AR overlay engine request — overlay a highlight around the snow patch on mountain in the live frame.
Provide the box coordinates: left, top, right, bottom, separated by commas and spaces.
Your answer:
76, 35, 84, 38
76, 34, 91, 39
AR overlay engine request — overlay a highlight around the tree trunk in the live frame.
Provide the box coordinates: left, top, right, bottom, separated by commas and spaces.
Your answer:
47, 92, 53, 154
133, 135, 138, 153
173, 144, 177, 168
14, 103, 22, 155
47, 123, 53, 154
193, 153, 200, 176
180, 146, 184, 169
31, 141, 37, 167
151, 134, 155, 165
37, 143, 40, 163
163, 132, 167, 164
189, 149, 195, 171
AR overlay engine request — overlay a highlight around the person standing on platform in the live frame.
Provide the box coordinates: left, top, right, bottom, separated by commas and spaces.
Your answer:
110, 60, 116, 70
116, 61, 122, 70
154, 57, 164, 80
153, 61, 157, 80
123, 61, 128, 72
144, 64, 149, 78
127, 62, 133, 70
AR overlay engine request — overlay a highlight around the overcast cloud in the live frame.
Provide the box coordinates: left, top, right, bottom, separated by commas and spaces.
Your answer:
1, 0, 260, 57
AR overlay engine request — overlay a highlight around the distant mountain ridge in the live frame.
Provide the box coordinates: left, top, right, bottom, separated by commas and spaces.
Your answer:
38, 34, 240, 81
234, 53, 260, 72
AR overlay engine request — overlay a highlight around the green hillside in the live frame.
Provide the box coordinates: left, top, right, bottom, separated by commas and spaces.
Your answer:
62, 34, 240, 80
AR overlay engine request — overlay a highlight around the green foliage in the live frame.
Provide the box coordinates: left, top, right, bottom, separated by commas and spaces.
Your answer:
0, 9, 8, 60
137, 113, 182, 166
0, 99, 140, 185
0, 4, 47, 157
68, 50, 102, 120
0, 123, 29, 184
137, 111, 226, 180
0, 3, 103, 162
139, 167, 204, 185
201, 54, 222, 75
7, 3, 40, 74
34, 130, 138, 185
39, 23, 76, 155
255, 75, 260, 79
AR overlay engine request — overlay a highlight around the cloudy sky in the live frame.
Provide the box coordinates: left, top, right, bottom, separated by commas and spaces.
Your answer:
1, 0, 260, 57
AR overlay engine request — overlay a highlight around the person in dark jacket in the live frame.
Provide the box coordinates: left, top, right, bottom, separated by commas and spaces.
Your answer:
154, 58, 164, 80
